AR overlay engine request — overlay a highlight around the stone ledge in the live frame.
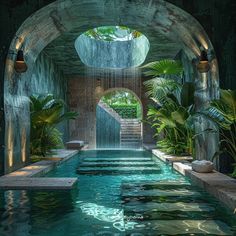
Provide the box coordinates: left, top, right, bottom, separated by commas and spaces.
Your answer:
152, 149, 193, 163
3, 149, 78, 178
185, 170, 236, 211
0, 177, 78, 190
173, 162, 192, 175
0, 149, 79, 190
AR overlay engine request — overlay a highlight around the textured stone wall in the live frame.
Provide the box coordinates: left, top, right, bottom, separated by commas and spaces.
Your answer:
4, 52, 67, 174
31, 52, 68, 141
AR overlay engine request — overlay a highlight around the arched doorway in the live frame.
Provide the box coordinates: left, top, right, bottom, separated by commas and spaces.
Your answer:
96, 88, 143, 149
4, 0, 219, 173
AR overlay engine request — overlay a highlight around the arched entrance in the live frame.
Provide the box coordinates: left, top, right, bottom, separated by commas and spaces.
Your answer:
4, 0, 219, 173
96, 88, 143, 149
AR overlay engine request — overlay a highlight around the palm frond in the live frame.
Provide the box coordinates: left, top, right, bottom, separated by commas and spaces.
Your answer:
142, 59, 183, 77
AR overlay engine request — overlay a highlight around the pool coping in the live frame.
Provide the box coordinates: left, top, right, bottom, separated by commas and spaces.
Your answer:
0, 149, 79, 190
147, 147, 236, 212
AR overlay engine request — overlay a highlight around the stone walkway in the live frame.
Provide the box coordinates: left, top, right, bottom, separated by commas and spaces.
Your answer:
0, 149, 78, 190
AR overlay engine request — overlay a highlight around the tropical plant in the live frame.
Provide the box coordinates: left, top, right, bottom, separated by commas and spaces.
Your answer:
30, 94, 78, 156
142, 59, 183, 79
84, 26, 141, 41
101, 90, 139, 105
143, 59, 195, 155
200, 89, 236, 176
145, 82, 195, 155
101, 90, 142, 119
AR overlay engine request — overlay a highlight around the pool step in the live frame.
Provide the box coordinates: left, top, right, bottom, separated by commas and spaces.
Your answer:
77, 166, 161, 175
124, 201, 216, 220
122, 180, 191, 190
125, 220, 233, 235
122, 188, 201, 197
83, 157, 152, 162
80, 161, 157, 168
124, 201, 214, 212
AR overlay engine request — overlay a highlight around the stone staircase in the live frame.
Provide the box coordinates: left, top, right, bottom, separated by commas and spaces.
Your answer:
120, 118, 142, 149
98, 102, 142, 149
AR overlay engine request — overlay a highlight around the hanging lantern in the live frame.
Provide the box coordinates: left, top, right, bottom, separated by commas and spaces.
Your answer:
196, 50, 210, 73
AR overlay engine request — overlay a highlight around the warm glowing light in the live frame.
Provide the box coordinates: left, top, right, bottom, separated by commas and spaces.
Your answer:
23, 165, 42, 170
21, 127, 26, 162
197, 35, 209, 51
7, 120, 14, 168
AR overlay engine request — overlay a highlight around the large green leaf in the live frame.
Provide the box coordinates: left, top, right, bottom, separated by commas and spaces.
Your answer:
171, 107, 189, 125
30, 95, 79, 156
142, 59, 183, 77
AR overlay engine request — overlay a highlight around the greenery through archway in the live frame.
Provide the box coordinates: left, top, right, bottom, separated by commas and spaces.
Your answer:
101, 90, 142, 119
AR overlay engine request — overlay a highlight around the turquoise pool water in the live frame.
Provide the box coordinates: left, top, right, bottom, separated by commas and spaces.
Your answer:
0, 150, 235, 235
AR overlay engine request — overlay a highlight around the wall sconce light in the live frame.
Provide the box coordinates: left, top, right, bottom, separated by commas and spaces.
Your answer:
14, 49, 27, 73
196, 50, 210, 73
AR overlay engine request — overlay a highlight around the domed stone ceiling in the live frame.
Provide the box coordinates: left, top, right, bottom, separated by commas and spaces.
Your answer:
43, 25, 181, 76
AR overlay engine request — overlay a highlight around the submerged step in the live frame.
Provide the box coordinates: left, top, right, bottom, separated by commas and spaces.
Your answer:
125, 220, 233, 235
124, 202, 216, 221
122, 180, 190, 189
80, 161, 157, 167
124, 202, 215, 212
122, 188, 201, 197
83, 157, 152, 162
77, 166, 161, 175
122, 181, 192, 191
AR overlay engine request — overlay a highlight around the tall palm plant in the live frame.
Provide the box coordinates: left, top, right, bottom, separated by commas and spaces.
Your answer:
30, 94, 78, 156
143, 59, 195, 155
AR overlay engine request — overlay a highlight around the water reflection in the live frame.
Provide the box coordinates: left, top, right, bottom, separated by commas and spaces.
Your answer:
0, 190, 30, 236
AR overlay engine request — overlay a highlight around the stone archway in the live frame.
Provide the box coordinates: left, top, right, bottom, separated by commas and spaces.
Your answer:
4, 0, 219, 173
96, 87, 143, 149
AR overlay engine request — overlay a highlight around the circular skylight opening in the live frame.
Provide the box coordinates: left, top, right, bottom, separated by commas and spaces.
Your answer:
75, 26, 150, 69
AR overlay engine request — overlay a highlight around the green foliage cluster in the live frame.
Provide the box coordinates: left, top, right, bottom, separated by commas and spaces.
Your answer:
143, 59, 195, 156
200, 89, 236, 176
144, 59, 236, 176
84, 26, 142, 41
101, 90, 139, 105
101, 90, 141, 119
110, 104, 138, 119
30, 94, 78, 156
